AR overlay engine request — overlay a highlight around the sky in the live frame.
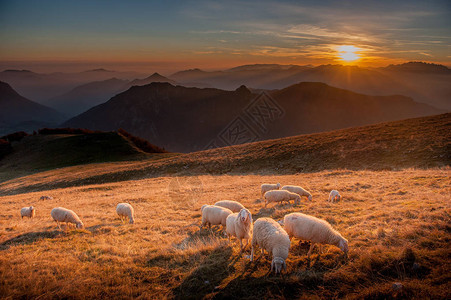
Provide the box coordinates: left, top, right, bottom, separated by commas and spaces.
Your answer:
0, 0, 450, 73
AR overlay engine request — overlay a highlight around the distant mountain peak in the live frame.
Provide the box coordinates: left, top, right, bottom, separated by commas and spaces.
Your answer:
84, 68, 114, 73
2, 69, 35, 73
384, 61, 450, 73
235, 85, 251, 96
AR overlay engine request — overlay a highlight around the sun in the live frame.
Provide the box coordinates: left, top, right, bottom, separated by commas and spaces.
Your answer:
337, 45, 361, 62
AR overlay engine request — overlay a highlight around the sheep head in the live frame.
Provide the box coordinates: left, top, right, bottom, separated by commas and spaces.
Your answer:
339, 238, 349, 256
239, 208, 251, 223
76, 222, 84, 229
271, 257, 286, 274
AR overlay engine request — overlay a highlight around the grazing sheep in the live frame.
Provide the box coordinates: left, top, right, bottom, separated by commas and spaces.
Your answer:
264, 190, 301, 207
283, 212, 348, 259
226, 208, 253, 251
20, 206, 35, 219
261, 183, 281, 197
116, 203, 135, 224
328, 190, 341, 202
201, 205, 233, 229
281, 185, 313, 201
250, 217, 290, 274
40, 196, 53, 200
214, 200, 245, 213
50, 207, 84, 230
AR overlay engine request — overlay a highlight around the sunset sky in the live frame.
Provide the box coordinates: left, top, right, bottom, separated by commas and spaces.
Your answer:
0, 0, 450, 73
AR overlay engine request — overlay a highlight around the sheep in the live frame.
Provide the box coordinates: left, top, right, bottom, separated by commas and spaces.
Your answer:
264, 190, 301, 207
261, 183, 281, 197
225, 208, 253, 251
281, 185, 313, 201
50, 207, 84, 230
116, 203, 135, 224
201, 205, 233, 229
214, 200, 245, 213
20, 206, 35, 219
328, 190, 341, 202
40, 196, 53, 200
250, 217, 290, 274
283, 212, 348, 259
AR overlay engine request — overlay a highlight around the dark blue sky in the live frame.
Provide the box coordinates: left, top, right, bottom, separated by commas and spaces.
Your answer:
0, 0, 449, 71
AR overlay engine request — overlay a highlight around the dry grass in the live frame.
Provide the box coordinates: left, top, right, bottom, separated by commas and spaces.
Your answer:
0, 168, 450, 299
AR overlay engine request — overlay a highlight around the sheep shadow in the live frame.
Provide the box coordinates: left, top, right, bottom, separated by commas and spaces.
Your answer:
214, 259, 302, 299
0, 230, 61, 250
170, 245, 234, 299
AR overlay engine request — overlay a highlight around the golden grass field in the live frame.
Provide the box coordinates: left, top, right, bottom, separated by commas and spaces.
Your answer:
0, 168, 449, 299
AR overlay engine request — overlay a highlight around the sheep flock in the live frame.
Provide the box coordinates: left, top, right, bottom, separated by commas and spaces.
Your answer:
18, 184, 346, 275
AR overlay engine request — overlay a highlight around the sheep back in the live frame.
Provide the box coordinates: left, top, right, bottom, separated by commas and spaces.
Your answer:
214, 200, 245, 213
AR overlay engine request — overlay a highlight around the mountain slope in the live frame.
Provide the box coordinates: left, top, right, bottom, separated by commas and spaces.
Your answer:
266, 82, 442, 138
0, 81, 65, 135
62, 81, 442, 153
1, 113, 449, 194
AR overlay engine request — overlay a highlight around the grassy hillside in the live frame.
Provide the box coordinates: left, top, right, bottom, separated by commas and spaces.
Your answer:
0, 169, 449, 298
1, 113, 448, 196
0, 132, 172, 182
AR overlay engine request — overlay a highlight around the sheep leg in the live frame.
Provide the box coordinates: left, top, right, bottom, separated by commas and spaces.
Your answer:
307, 243, 315, 259
243, 239, 249, 250
239, 239, 243, 252
56, 221, 62, 230
250, 245, 255, 261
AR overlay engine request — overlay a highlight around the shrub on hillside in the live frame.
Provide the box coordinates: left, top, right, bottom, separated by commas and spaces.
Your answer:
0, 131, 29, 142
0, 138, 13, 159
118, 128, 168, 153
38, 128, 101, 135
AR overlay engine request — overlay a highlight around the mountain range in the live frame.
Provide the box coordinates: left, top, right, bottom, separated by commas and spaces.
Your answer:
63, 81, 442, 152
169, 62, 451, 110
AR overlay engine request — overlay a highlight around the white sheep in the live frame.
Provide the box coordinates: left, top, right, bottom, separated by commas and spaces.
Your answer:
281, 185, 313, 201
20, 206, 35, 218
250, 217, 290, 274
225, 208, 253, 251
50, 207, 84, 230
261, 183, 281, 197
214, 200, 245, 213
328, 190, 341, 202
201, 205, 233, 229
116, 203, 135, 224
264, 190, 301, 207
283, 212, 348, 259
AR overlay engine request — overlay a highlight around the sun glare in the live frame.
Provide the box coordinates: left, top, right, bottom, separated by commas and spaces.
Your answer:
337, 45, 361, 62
